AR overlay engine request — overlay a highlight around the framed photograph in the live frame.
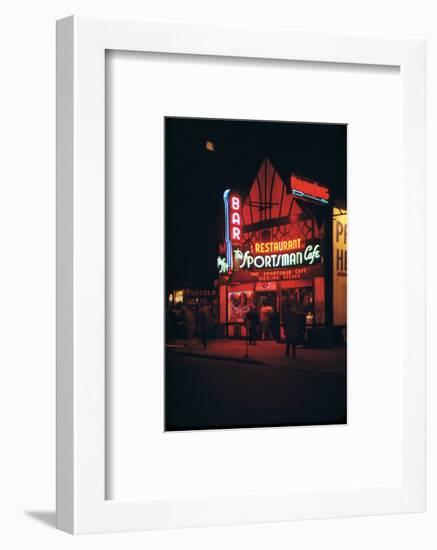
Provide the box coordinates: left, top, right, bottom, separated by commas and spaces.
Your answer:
165, 117, 347, 431
56, 16, 426, 534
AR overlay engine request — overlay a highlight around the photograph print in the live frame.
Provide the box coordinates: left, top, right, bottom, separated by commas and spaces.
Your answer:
165, 117, 347, 431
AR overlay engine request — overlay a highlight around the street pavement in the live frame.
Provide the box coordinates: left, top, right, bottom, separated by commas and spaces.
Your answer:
165, 343, 347, 431
166, 338, 346, 375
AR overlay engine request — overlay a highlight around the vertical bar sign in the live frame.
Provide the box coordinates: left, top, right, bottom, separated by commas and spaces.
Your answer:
223, 189, 241, 271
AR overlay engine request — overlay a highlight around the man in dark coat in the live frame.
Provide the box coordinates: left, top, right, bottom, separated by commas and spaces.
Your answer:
283, 304, 298, 359
245, 306, 259, 345
199, 305, 211, 349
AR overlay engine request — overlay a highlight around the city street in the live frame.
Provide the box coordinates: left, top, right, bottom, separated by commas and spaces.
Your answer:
165, 345, 346, 431
167, 338, 347, 375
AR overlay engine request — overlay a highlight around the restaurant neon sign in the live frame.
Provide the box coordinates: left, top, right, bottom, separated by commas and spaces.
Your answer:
253, 239, 302, 254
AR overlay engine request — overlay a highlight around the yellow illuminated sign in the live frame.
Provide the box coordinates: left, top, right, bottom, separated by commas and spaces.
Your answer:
253, 239, 302, 254
333, 208, 347, 326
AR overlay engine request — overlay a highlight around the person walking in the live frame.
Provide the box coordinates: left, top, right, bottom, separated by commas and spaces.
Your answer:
245, 305, 259, 345
283, 303, 298, 359
259, 303, 272, 340
199, 305, 211, 349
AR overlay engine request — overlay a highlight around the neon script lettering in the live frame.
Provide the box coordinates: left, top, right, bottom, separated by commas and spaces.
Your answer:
234, 244, 321, 270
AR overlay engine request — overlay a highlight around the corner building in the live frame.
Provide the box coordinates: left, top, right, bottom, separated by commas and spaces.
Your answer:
217, 158, 347, 341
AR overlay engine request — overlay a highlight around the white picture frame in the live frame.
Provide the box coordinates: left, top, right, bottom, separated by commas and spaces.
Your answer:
56, 15, 426, 534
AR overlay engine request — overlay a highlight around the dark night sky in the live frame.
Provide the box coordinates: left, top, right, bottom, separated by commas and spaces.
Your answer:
165, 117, 346, 291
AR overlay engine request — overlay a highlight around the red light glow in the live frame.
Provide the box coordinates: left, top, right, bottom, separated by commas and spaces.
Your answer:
291, 175, 329, 203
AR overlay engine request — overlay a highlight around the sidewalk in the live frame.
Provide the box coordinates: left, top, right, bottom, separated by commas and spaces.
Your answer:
166, 338, 346, 376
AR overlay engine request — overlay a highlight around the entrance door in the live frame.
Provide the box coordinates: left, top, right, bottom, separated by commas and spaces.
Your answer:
256, 291, 277, 341
255, 291, 276, 309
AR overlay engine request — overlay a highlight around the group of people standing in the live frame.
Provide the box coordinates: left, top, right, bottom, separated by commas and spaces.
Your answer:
166, 302, 214, 349
244, 303, 299, 358
245, 304, 280, 343
167, 300, 300, 358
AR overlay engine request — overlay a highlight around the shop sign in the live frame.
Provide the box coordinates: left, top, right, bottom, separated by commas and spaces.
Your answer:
255, 281, 277, 291
257, 265, 324, 281
222, 189, 242, 272
234, 241, 322, 270
290, 175, 329, 205
252, 238, 302, 254
184, 289, 216, 298
226, 264, 324, 283
333, 208, 347, 326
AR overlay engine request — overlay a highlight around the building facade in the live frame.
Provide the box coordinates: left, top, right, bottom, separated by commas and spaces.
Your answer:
217, 158, 347, 339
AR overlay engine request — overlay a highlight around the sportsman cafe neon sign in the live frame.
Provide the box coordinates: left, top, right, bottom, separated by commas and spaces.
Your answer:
235, 243, 321, 270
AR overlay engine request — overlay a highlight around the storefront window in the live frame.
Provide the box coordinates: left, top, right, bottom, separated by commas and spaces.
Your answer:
228, 290, 253, 323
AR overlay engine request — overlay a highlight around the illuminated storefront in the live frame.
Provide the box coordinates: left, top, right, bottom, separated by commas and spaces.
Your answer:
217, 158, 347, 339
169, 288, 217, 309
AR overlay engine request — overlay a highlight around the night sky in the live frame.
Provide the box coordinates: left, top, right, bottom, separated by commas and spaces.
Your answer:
165, 117, 347, 291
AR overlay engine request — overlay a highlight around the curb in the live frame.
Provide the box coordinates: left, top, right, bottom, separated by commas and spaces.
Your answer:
166, 348, 266, 366
166, 347, 346, 376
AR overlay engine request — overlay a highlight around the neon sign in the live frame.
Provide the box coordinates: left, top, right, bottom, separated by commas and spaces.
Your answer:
257, 266, 323, 281
253, 239, 302, 254
223, 189, 242, 271
291, 175, 329, 205
229, 192, 241, 243
234, 243, 321, 270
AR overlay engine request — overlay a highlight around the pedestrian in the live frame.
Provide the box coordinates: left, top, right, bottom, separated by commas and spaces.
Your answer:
199, 305, 211, 349
283, 303, 298, 359
245, 305, 259, 345
269, 308, 281, 343
259, 303, 272, 340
